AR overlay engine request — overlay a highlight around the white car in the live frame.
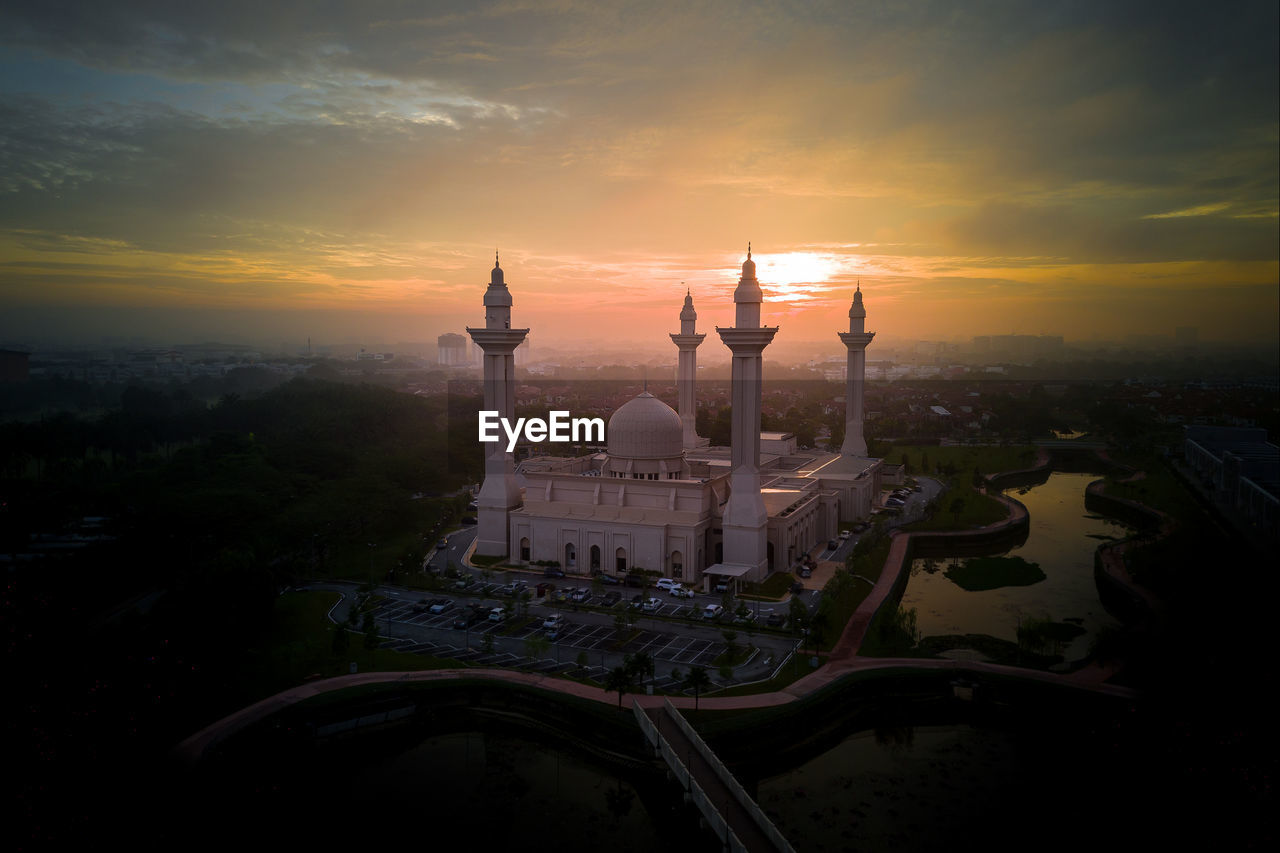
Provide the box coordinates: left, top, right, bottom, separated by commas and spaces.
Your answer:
668, 585, 694, 598
488, 607, 506, 622
542, 613, 564, 630
642, 597, 662, 612
702, 604, 724, 620
655, 578, 680, 592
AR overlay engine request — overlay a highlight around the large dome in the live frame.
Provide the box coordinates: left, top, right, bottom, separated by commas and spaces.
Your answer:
607, 392, 683, 459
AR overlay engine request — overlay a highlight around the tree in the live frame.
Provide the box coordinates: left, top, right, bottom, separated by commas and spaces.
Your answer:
481, 630, 495, 654
682, 666, 712, 710
604, 665, 633, 709
808, 609, 829, 651
721, 629, 739, 664
626, 651, 655, 690
949, 496, 966, 523
788, 596, 809, 634
362, 621, 380, 652
331, 623, 349, 656
524, 634, 550, 661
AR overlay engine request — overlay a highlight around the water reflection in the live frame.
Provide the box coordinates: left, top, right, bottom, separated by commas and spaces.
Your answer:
901, 472, 1129, 662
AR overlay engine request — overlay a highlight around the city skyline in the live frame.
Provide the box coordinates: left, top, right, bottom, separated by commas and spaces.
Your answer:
1, 1, 1277, 348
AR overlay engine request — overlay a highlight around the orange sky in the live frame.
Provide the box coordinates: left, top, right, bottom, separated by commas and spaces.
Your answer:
0, 1, 1276, 348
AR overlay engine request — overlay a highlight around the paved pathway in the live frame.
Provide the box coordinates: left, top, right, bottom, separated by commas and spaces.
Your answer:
648, 705, 776, 853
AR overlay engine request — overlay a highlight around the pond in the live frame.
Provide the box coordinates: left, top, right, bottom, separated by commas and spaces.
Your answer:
183, 725, 703, 852
757, 717, 1143, 853
900, 472, 1129, 664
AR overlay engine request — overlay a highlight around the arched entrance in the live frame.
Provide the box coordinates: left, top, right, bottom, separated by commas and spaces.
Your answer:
565, 543, 576, 569
670, 550, 683, 579
616, 547, 627, 573
520, 537, 530, 562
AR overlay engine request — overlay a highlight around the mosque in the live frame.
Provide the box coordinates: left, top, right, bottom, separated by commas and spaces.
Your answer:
466, 248, 882, 592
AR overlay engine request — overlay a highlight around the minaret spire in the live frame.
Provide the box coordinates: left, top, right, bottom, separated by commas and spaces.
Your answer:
839, 282, 875, 456
468, 256, 530, 557
671, 284, 705, 451
715, 245, 779, 584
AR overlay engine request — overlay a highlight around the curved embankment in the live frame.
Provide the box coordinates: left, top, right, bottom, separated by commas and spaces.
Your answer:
178, 448, 1168, 762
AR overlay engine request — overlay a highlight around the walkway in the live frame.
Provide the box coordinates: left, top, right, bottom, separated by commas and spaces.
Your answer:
642, 703, 785, 852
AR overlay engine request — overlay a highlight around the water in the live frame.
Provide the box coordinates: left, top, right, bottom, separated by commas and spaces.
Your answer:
758, 720, 1140, 852
901, 472, 1129, 662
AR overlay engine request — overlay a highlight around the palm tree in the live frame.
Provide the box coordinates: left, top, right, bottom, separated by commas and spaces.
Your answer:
626, 651, 655, 691
682, 666, 712, 710
604, 665, 633, 710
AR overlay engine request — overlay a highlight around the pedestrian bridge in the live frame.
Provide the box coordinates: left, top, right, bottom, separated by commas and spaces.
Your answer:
633, 699, 793, 853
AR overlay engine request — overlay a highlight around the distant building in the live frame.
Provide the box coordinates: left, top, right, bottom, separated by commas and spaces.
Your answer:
1184, 426, 1278, 543
437, 333, 469, 366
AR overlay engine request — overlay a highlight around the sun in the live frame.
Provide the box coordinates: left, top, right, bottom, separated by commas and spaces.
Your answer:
752, 252, 841, 304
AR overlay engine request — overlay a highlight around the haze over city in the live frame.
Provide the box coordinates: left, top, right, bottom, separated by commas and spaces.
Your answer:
1, 1, 1276, 351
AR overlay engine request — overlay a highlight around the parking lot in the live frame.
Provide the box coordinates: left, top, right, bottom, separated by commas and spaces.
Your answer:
372, 594, 729, 671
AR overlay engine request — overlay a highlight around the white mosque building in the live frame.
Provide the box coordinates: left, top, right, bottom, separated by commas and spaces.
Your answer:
468, 249, 882, 591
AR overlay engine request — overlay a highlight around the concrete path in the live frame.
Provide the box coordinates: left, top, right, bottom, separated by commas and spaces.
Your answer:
648, 705, 776, 853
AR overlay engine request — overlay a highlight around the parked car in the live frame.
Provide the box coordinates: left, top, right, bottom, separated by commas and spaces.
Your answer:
852, 521, 869, 533
428, 598, 450, 614
798, 566, 812, 578
437, 539, 448, 549
598, 574, 620, 585
553, 588, 573, 602
542, 613, 565, 630
668, 585, 694, 598
642, 597, 662, 612
453, 576, 474, 590
629, 595, 644, 609
571, 587, 590, 602
461, 516, 478, 525
452, 607, 487, 630
603, 591, 622, 606
765, 612, 785, 628
911, 484, 922, 493
827, 539, 839, 550
702, 604, 724, 620
838, 529, 851, 540
655, 578, 679, 592
712, 581, 729, 594
543, 568, 565, 578
488, 607, 506, 622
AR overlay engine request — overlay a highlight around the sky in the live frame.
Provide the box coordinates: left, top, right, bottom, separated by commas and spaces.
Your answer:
0, 0, 1276, 352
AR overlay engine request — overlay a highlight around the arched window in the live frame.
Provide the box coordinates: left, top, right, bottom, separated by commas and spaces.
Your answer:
590, 545, 601, 571
520, 537, 530, 562
616, 547, 627, 573
565, 543, 576, 568
671, 550, 683, 579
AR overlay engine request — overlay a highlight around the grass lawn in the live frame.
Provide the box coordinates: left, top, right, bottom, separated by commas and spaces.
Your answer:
901, 483, 1009, 531
234, 590, 460, 708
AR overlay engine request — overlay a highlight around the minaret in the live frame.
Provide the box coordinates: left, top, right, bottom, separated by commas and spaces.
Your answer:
838, 282, 875, 456
466, 254, 529, 557
716, 245, 779, 582
669, 287, 705, 450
